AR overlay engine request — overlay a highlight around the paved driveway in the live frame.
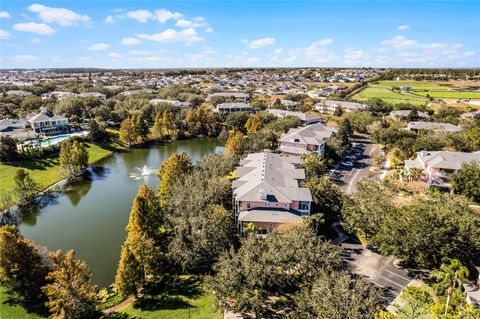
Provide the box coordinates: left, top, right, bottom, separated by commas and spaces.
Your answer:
340, 239, 412, 305
330, 134, 380, 193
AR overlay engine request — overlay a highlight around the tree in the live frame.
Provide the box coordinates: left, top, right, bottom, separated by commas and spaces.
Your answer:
88, 119, 106, 142
157, 152, 193, 206
245, 115, 263, 133
59, 140, 89, 177
301, 153, 329, 179
338, 118, 353, 147
345, 111, 375, 133
225, 112, 249, 132
133, 114, 149, 142
431, 259, 470, 316
341, 180, 394, 240
464, 127, 480, 152
292, 270, 381, 319
119, 117, 136, 147
151, 112, 164, 140
0, 225, 51, 311
303, 176, 343, 218
395, 286, 432, 319
0, 135, 18, 161
451, 161, 480, 202
115, 185, 168, 298
225, 130, 245, 156
13, 168, 39, 204
43, 250, 98, 319
374, 194, 480, 268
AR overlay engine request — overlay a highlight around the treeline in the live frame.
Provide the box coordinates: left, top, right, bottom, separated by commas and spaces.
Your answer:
380, 68, 480, 80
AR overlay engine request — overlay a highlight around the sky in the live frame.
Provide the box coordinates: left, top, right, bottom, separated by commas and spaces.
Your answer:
0, 0, 479, 69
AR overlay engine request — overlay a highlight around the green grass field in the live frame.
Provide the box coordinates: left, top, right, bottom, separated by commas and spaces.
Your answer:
118, 276, 222, 319
352, 80, 480, 105
0, 142, 115, 205
0, 287, 44, 319
351, 82, 428, 106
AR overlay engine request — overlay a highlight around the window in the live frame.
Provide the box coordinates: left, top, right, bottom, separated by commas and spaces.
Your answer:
246, 203, 251, 209
299, 201, 309, 211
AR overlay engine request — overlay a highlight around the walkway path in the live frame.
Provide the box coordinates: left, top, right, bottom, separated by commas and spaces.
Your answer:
103, 295, 135, 315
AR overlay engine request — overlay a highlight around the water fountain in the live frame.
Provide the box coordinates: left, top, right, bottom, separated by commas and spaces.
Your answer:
129, 165, 156, 180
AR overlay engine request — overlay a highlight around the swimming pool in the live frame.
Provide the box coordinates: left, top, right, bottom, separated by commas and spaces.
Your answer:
39, 134, 70, 147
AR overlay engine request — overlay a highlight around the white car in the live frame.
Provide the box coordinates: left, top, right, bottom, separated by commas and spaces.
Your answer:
342, 161, 354, 167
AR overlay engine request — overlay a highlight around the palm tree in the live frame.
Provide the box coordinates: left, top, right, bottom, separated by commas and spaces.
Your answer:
430, 259, 470, 316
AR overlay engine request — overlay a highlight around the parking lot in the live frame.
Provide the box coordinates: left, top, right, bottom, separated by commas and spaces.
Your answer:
329, 135, 380, 193
340, 239, 412, 305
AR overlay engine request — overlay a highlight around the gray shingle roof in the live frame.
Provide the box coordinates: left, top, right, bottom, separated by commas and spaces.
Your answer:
238, 208, 302, 223
407, 121, 463, 132
278, 123, 337, 146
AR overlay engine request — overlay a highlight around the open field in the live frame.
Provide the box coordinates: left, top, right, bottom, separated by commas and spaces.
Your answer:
0, 142, 115, 204
119, 276, 222, 319
0, 287, 43, 319
351, 80, 480, 105
351, 82, 428, 106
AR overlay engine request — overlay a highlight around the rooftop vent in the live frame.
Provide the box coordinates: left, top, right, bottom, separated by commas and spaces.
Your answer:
259, 190, 268, 200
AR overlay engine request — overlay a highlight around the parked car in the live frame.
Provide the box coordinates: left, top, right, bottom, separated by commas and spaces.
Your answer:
342, 161, 354, 167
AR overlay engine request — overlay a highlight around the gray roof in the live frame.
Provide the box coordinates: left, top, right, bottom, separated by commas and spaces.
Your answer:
406, 151, 480, 171
150, 99, 192, 108
216, 102, 252, 110
233, 151, 311, 203
461, 110, 480, 119
268, 109, 322, 123
208, 92, 249, 98
238, 208, 302, 223
407, 121, 463, 132
317, 100, 367, 110
278, 123, 337, 146
389, 110, 429, 118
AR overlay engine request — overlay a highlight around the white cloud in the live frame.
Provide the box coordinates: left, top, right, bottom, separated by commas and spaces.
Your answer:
30, 38, 41, 43
136, 28, 203, 44
464, 51, 475, 56
175, 17, 208, 28
246, 37, 276, 49
274, 48, 283, 54
398, 24, 410, 30
28, 3, 90, 26
128, 50, 152, 55
8, 55, 41, 62
305, 40, 337, 63
205, 27, 213, 33
126, 10, 152, 23
284, 55, 296, 63
108, 52, 123, 59
87, 42, 110, 50
13, 22, 55, 35
120, 37, 141, 45
0, 29, 10, 39
154, 9, 183, 23
343, 48, 370, 66
0, 11, 11, 19
105, 15, 114, 24
381, 35, 417, 48
453, 43, 463, 49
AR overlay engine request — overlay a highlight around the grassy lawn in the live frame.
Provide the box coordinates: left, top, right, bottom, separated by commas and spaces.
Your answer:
118, 276, 222, 319
351, 82, 428, 106
0, 287, 44, 319
0, 141, 117, 205
414, 91, 480, 99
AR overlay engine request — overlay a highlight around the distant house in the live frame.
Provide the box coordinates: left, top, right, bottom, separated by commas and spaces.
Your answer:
5, 90, 32, 97
268, 109, 323, 126
120, 89, 154, 96
41, 91, 76, 100
461, 110, 480, 120
404, 151, 480, 189
278, 123, 338, 157
0, 118, 29, 140
278, 99, 299, 109
77, 92, 107, 100
399, 86, 411, 92
28, 107, 70, 135
214, 102, 253, 114
388, 110, 429, 121
315, 100, 367, 115
406, 121, 463, 133
463, 266, 480, 308
232, 151, 312, 233
207, 92, 249, 103
150, 99, 192, 108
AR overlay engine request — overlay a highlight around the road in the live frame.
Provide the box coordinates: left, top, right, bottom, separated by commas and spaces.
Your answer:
330, 134, 379, 193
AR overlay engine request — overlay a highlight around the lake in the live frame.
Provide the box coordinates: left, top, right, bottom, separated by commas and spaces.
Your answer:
19, 138, 224, 287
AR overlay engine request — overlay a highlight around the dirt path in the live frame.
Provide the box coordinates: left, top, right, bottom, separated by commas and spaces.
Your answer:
103, 295, 135, 315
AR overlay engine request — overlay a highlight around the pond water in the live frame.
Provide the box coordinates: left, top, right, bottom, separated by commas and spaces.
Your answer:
19, 138, 224, 287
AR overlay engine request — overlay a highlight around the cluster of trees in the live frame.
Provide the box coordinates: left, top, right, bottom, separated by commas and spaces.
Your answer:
0, 225, 99, 318
59, 139, 89, 177
208, 223, 381, 318
342, 180, 480, 268
118, 114, 149, 147
115, 153, 237, 296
